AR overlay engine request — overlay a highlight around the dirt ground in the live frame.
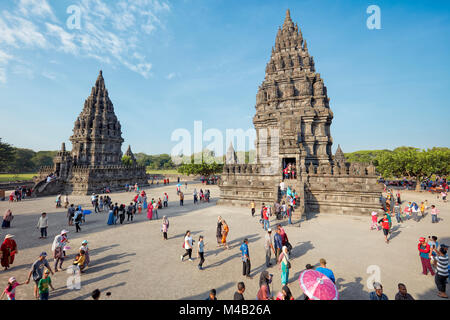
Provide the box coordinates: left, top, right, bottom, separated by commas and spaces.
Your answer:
0, 183, 448, 300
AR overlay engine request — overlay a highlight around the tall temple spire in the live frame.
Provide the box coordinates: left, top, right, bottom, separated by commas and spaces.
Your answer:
334, 144, 346, 164
125, 145, 137, 164
283, 9, 294, 30
226, 142, 238, 164
70, 70, 124, 166
255, 9, 332, 166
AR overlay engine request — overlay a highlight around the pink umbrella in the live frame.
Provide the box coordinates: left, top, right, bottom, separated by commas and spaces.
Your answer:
298, 270, 338, 300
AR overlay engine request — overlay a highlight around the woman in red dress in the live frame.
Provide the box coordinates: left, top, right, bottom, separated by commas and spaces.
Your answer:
0, 234, 18, 271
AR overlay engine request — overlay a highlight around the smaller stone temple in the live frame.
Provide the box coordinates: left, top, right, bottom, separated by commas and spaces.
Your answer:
34, 71, 148, 196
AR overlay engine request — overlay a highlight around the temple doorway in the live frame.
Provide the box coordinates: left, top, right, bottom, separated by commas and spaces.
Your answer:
282, 158, 296, 180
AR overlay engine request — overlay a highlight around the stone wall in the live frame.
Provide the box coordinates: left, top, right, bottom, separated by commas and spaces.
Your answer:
218, 162, 382, 217
68, 165, 149, 195
218, 164, 279, 207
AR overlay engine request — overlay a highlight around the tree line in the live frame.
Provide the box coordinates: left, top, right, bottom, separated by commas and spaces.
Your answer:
2, 138, 448, 181
345, 146, 449, 183
0, 138, 57, 173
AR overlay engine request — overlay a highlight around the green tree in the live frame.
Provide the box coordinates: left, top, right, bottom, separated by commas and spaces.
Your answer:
177, 162, 223, 176
0, 138, 16, 172
8, 148, 36, 173
31, 151, 57, 169
377, 148, 450, 190
122, 155, 133, 166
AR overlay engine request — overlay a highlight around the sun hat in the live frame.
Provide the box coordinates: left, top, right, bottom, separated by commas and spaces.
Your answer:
82, 240, 88, 244
373, 282, 382, 290
419, 237, 426, 242
8, 277, 16, 283
40, 252, 47, 257
5, 234, 14, 239
268, 228, 272, 233
61, 230, 69, 235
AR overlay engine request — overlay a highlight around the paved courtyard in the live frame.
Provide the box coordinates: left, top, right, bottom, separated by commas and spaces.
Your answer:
0, 183, 448, 300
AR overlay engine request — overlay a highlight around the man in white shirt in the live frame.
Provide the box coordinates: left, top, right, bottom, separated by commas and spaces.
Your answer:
264, 229, 275, 267
280, 181, 286, 196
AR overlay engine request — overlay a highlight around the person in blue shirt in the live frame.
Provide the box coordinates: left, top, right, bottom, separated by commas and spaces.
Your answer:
316, 258, 336, 283
369, 282, 388, 300
240, 239, 251, 279
274, 230, 283, 262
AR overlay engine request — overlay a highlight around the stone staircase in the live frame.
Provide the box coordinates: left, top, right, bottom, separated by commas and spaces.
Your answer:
278, 179, 306, 219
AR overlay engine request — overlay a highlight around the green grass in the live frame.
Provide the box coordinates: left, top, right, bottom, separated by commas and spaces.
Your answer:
146, 169, 178, 175
0, 173, 37, 182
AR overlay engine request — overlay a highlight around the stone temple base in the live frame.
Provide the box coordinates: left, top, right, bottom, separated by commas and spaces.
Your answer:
218, 163, 383, 218
35, 165, 148, 196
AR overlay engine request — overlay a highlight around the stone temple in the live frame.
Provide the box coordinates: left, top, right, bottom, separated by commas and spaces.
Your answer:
218, 10, 382, 217
34, 71, 148, 196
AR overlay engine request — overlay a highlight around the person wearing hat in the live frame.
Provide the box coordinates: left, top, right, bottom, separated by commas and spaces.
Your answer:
264, 228, 275, 267
0, 277, 25, 300
52, 230, 68, 272
418, 237, 435, 276
26, 252, 54, 299
80, 240, 90, 267
369, 282, 388, 300
435, 244, 449, 298
38, 269, 55, 300
0, 234, 18, 271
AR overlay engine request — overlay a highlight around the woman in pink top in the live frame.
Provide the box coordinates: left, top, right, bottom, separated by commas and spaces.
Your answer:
0, 277, 24, 300
430, 205, 439, 223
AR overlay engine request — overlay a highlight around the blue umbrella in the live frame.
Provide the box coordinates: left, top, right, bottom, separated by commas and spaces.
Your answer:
83, 210, 92, 215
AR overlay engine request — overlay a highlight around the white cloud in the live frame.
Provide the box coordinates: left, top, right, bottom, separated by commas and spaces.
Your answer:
45, 23, 78, 54
0, 50, 14, 65
166, 72, 177, 80
0, 11, 47, 48
42, 71, 57, 80
17, 0, 57, 21
0, 68, 6, 84
0, 0, 171, 83
12, 64, 34, 79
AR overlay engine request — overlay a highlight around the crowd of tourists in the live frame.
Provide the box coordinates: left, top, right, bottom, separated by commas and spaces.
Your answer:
0, 175, 448, 301
282, 163, 296, 180
0, 228, 91, 300
8, 187, 32, 202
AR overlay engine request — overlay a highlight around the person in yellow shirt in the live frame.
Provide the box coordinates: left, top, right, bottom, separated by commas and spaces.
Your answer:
73, 249, 86, 273
420, 202, 425, 219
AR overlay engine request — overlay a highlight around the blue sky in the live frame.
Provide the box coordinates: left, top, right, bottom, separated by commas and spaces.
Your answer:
0, 0, 449, 155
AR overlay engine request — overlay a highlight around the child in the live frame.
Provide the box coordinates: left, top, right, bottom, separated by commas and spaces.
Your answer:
38, 269, 54, 300
370, 211, 379, 230
403, 205, 411, 220
197, 236, 205, 270
420, 202, 425, 218
0, 277, 24, 300
428, 236, 439, 268
73, 250, 87, 273
80, 240, 90, 268
430, 205, 439, 223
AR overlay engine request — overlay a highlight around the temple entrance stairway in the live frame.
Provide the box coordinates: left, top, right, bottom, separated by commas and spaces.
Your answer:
278, 178, 306, 220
